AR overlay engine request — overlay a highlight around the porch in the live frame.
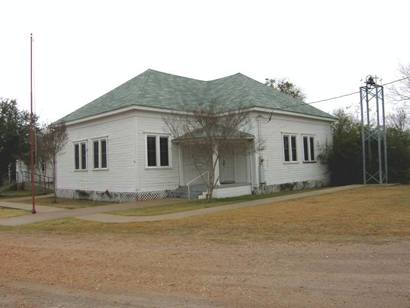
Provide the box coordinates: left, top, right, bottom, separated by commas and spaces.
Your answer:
173, 137, 257, 199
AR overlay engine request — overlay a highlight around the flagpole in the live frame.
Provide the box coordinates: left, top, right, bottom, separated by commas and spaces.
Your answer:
30, 33, 36, 214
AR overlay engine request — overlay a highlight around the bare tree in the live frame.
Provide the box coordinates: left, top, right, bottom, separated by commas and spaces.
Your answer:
265, 78, 305, 100
37, 122, 67, 200
390, 64, 410, 115
164, 102, 255, 200
387, 108, 408, 131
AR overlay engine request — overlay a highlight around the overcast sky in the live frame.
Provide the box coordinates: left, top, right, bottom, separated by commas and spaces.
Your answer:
1, 0, 409, 122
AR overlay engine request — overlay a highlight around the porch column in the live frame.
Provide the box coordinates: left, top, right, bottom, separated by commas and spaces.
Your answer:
252, 148, 260, 188
213, 144, 220, 186
178, 144, 184, 185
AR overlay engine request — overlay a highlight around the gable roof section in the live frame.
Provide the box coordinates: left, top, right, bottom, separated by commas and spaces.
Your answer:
59, 69, 333, 123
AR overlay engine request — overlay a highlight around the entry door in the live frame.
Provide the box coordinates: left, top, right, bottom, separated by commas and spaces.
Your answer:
220, 150, 235, 184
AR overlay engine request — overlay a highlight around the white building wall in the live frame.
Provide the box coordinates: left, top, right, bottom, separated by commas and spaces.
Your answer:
56, 111, 139, 193
56, 108, 332, 197
56, 110, 182, 195
134, 111, 180, 192
250, 112, 332, 186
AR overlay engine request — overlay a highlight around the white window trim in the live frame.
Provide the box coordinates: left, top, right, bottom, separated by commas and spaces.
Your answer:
282, 133, 299, 164
73, 140, 88, 171
92, 137, 109, 170
302, 134, 317, 163
144, 134, 172, 169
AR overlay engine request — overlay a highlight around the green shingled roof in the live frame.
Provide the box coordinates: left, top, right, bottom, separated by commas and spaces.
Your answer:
60, 69, 333, 123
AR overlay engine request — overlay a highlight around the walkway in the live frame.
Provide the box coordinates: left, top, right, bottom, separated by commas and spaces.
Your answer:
0, 185, 363, 226
0, 201, 64, 213
79, 185, 363, 223
0, 199, 182, 227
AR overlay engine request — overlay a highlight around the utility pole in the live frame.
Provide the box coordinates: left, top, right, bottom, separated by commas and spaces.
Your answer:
360, 76, 388, 184
30, 33, 36, 214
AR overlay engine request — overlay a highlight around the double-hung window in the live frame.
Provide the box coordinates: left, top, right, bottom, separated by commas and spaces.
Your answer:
74, 141, 87, 170
146, 135, 170, 167
93, 138, 108, 169
283, 134, 298, 162
303, 136, 316, 162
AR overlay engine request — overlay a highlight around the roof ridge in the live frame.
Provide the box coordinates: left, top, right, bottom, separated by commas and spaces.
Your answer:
146, 68, 207, 83
235, 74, 258, 109
134, 69, 152, 103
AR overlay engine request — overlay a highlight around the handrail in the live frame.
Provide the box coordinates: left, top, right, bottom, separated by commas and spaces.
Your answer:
21, 170, 53, 183
187, 171, 209, 200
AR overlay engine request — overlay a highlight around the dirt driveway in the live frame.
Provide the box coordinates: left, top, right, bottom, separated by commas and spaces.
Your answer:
1, 233, 409, 307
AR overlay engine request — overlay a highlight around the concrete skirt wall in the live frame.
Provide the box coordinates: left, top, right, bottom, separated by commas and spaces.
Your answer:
56, 188, 169, 203
57, 179, 328, 202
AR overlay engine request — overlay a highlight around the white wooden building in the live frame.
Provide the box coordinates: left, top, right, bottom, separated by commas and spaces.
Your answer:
56, 69, 334, 201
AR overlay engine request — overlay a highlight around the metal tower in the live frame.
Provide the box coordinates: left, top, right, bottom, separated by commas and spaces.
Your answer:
360, 76, 388, 184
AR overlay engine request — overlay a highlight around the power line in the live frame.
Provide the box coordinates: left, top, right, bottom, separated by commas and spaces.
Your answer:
381, 75, 410, 86
272, 75, 410, 116
306, 75, 410, 106
307, 91, 359, 105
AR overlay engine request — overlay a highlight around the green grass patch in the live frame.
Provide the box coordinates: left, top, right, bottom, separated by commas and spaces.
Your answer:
3, 186, 410, 243
9, 197, 113, 209
0, 207, 29, 218
0, 190, 43, 199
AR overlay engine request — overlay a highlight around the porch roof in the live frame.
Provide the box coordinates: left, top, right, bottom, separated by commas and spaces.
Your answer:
172, 126, 254, 144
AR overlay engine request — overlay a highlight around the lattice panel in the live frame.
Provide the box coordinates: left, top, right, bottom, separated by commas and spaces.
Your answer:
56, 189, 169, 203
136, 190, 167, 201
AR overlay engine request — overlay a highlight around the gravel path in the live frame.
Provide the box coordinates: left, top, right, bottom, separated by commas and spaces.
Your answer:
1, 233, 409, 307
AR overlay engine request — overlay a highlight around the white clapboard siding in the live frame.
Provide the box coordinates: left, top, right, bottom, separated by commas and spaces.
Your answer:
56, 108, 332, 195
56, 111, 139, 193
134, 111, 180, 192
56, 110, 182, 193
249, 112, 332, 186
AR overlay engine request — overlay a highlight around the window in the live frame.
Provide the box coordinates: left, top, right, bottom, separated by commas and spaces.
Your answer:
74, 141, 87, 170
74, 144, 80, 169
146, 135, 170, 167
303, 137, 309, 161
101, 139, 107, 168
147, 136, 157, 167
303, 136, 316, 162
283, 134, 298, 162
93, 141, 99, 169
283, 135, 290, 161
159, 136, 169, 166
291, 135, 297, 161
81, 143, 87, 169
93, 138, 108, 169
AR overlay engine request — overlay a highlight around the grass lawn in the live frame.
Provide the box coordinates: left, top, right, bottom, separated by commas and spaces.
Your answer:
5, 185, 410, 242
113, 188, 324, 216
0, 207, 28, 218
8, 197, 113, 209
0, 190, 48, 199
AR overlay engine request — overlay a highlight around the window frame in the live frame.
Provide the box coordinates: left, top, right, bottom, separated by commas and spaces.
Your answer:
73, 140, 88, 171
92, 137, 109, 170
302, 135, 317, 163
282, 133, 298, 163
145, 134, 172, 169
